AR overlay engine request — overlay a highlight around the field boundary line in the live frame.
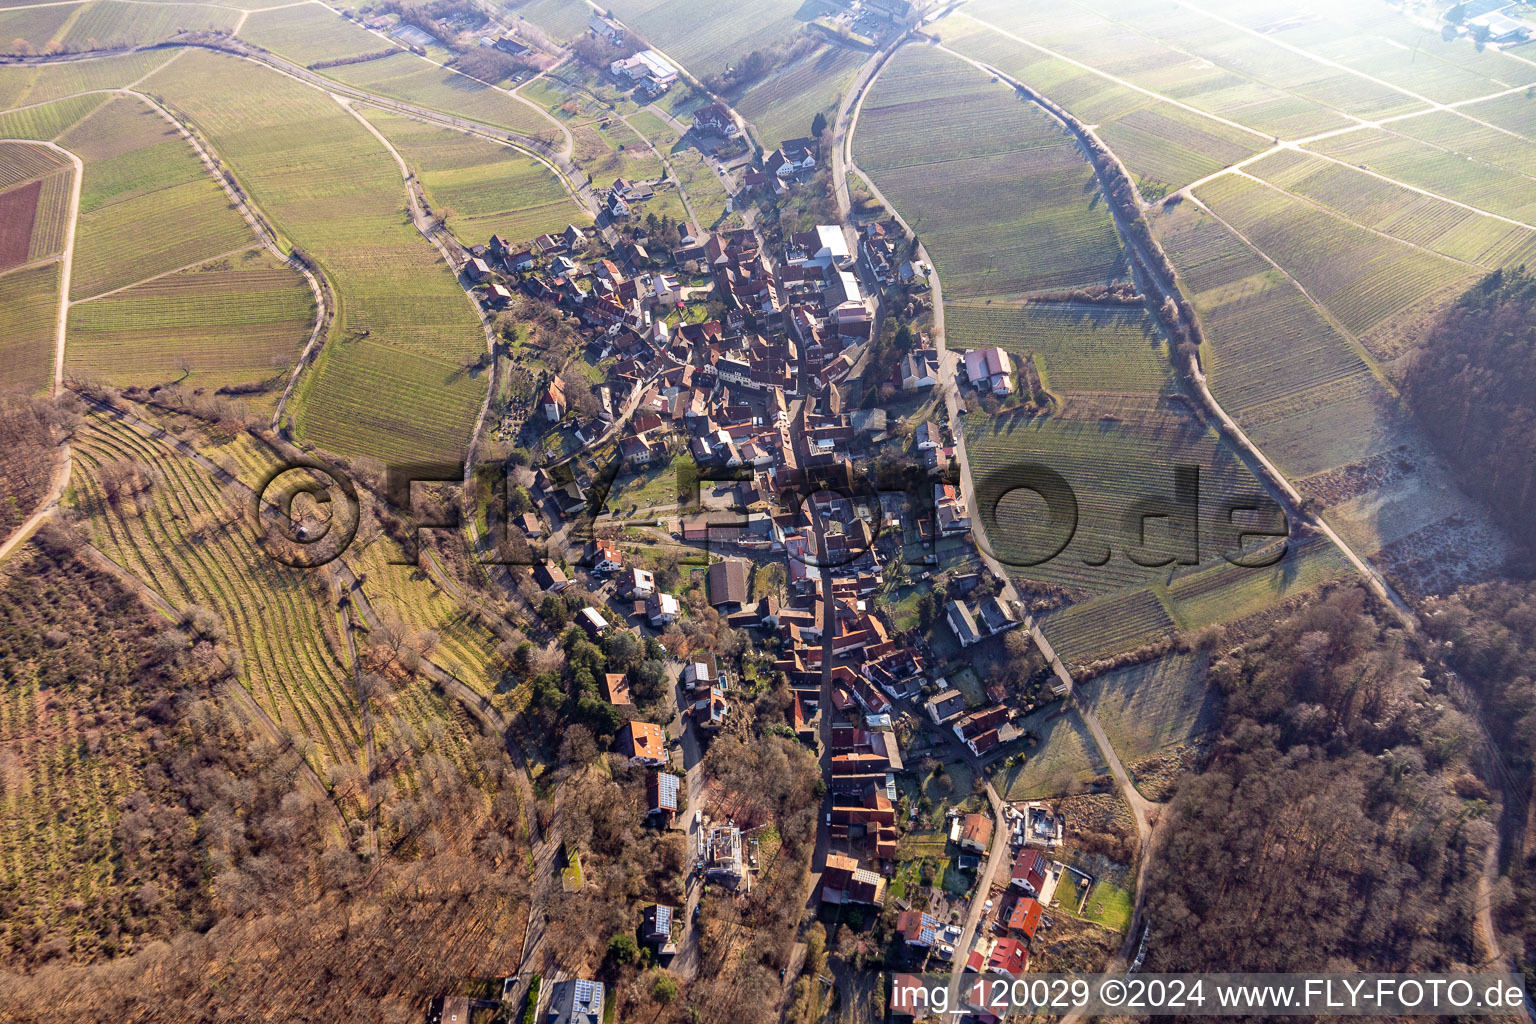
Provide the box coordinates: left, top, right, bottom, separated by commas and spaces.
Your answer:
955, 11, 1276, 142
1300, 137, 1536, 228
1164, 0, 1536, 146
0, 253, 62, 280
1228, 167, 1493, 269
300, 0, 577, 162
1181, 189, 1396, 394
68, 242, 259, 304
337, 94, 499, 480
103, 88, 329, 430
0, 87, 117, 116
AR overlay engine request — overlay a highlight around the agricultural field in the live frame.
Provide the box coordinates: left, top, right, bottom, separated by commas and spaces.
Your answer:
68, 410, 491, 836
0, 47, 176, 110
1245, 149, 1536, 272
854, 44, 1126, 300
734, 44, 863, 150
962, 404, 1268, 601
507, 0, 592, 42
1191, 172, 1476, 341
139, 48, 489, 465
599, 0, 824, 83
0, 0, 240, 53
1076, 653, 1216, 767
997, 703, 1108, 800
1150, 197, 1392, 477
323, 52, 558, 142
1038, 587, 1176, 668
0, 262, 60, 393
359, 109, 588, 247
0, 141, 72, 270
1161, 533, 1352, 630
1306, 126, 1536, 225
67, 248, 315, 393
945, 302, 1170, 395
70, 410, 366, 777
61, 96, 255, 300
0, 91, 107, 140
238, 3, 395, 67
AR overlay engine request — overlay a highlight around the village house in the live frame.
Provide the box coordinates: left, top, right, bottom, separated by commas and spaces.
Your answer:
546, 979, 604, 1024
901, 349, 938, 390
647, 591, 680, 626
1011, 847, 1049, 896
958, 812, 993, 855
963, 346, 1014, 396
692, 102, 735, 136
602, 672, 631, 706
618, 721, 667, 766
925, 688, 967, 724
534, 563, 569, 592
641, 904, 677, 953
946, 599, 981, 647
578, 606, 609, 640
588, 11, 624, 44
626, 567, 655, 599
646, 771, 679, 820
706, 558, 751, 611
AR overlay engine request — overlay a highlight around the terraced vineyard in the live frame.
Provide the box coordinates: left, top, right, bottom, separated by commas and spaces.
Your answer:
38, 0, 238, 51
931, 15, 1270, 196
1306, 128, 1536, 225
344, 537, 521, 715
0, 262, 59, 392
61, 96, 255, 300
1151, 198, 1392, 478
963, 406, 1265, 600
854, 44, 1126, 299
945, 302, 1170, 394
140, 48, 488, 465
67, 249, 316, 393
70, 411, 365, 778
360, 108, 588, 247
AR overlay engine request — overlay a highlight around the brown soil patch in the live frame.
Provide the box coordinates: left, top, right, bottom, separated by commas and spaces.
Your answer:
0, 179, 41, 271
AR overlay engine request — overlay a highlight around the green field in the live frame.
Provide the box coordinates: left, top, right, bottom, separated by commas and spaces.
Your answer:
360, 108, 588, 247
945, 302, 1170, 394
734, 44, 863, 150
854, 44, 1126, 299
1192, 172, 1476, 339
0, 0, 240, 53
324, 52, 557, 142
0, 92, 108, 140
963, 406, 1266, 600
1247, 149, 1536, 272
60, 96, 254, 300
0, 48, 176, 111
67, 249, 315, 391
140, 48, 489, 465
1151, 198, 1392, 479
600, 0, 824, 83
239, 4, 395, 67
1075, 653, 1215, 765
0, 262, 59, 393
997, 704, 1108, 800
